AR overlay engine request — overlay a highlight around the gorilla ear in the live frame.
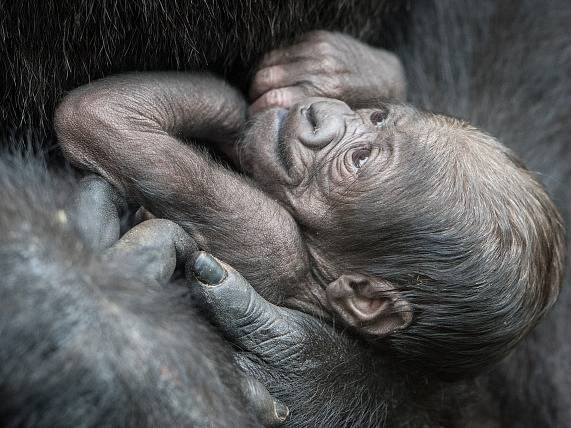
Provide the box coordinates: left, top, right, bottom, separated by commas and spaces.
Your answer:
326, 273, 412, 337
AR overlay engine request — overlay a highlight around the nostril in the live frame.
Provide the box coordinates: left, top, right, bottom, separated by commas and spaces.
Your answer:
301, 104, 317, 131
370, 108, 389, 127
299, 109, 345, 149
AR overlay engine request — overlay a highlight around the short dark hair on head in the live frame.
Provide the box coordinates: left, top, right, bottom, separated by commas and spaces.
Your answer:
335, 122, 566, 379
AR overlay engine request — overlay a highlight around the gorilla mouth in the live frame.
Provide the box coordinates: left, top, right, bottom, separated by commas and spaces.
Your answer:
239, 107, 294, 186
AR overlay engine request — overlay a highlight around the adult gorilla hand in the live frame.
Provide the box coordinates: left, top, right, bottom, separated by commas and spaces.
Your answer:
189, 251, 317, 367
68, 175, 289, 427
187, 252, 347, 413
250, 30, 406, 113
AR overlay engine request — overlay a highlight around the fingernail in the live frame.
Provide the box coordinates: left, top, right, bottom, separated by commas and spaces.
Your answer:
191, 252, 226, 285
274, 401, 289, 421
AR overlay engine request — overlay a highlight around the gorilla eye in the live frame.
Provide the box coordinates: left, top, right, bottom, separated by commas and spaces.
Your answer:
352, 148, 371, 169
370, 109, 388, 127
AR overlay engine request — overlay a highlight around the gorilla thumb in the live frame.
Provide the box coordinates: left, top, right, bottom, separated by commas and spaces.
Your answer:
187, 251, 288, 351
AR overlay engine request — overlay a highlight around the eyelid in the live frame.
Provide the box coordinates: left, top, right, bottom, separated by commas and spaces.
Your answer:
352, 147, 372, 169
343, 145, 373, 175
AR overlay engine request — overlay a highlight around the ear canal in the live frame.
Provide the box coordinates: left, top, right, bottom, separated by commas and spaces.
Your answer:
326, 274, 413, 338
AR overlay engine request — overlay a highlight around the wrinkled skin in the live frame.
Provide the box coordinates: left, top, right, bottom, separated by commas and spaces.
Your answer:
1, 1, 570, 427
2, 0, 571, 427
0, 159, 295, 427
188, 250, 345, 403
249, 31, 406, 113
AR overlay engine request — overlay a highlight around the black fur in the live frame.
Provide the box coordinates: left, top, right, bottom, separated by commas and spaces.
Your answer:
0, 153, 258, 427
0, 149, 464, 428
0, 0, 570, 427
0, 0, 405, 147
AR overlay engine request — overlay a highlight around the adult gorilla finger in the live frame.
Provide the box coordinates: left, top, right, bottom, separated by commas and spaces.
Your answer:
240, 375, 289, 427
68, 175, 125, 251
249, 86, 307, 115
104, 219, 197, 285
187, 252, 298, 355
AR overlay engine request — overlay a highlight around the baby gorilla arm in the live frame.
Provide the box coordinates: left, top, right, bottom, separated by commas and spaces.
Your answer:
55, 73, 308, 291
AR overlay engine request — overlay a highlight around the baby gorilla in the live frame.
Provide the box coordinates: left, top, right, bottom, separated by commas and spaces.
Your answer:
55, 38, 565, 379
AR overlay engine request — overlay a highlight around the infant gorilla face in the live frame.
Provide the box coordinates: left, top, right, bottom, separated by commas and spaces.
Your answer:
241, 99, 481, 237
242, 98, 396, 217
243, 98, 384, 177
240, 98, 564, 376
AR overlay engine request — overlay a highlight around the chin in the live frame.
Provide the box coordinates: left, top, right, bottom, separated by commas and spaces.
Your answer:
239, 108, 291, 187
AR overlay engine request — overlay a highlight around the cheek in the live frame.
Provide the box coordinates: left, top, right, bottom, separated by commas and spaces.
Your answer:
307, 148, 352, 193
288, 158, 357, 227
330, 153, 358, 185
315, 155, 360, 210
286, 186, 331, 229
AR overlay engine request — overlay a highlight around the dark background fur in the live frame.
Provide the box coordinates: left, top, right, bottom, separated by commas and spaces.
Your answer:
0, 0, 569, 427
398, 3, 571, 426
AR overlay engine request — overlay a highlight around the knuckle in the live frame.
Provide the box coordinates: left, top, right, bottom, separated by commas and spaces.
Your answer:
263, 90, 280, 106
314, 40, 334, 56
320, 56, 340, 72
255, 67, 273, 87
265, 88, 289, 106
240, 291, 261, 323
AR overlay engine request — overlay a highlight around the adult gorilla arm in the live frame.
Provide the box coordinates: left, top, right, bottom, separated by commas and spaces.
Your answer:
72, 175, 292, 427
0, 163, 288, 427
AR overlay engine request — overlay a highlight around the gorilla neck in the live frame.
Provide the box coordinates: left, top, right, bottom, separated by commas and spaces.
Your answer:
282, 244, 335, 320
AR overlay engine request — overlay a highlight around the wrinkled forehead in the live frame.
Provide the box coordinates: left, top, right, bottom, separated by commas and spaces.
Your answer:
400, 109, 470, 147
362, 111, 515, 207
396, 109, 509, 169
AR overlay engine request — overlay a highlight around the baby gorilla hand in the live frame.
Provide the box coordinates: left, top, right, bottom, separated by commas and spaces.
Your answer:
250, 30, 406, 113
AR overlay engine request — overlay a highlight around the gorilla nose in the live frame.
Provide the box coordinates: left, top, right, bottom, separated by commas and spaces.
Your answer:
298, 99, 350, 149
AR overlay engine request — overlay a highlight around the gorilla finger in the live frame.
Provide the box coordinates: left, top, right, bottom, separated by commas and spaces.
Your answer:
240, 376, 289, 427
258, 47, 300, 69
249, 87, 307, 115
68, 175, 125, 251
187, 252, 290, 350
105, 219, 197, 285
250, 61, 325, 100
258, 40, 322, 68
